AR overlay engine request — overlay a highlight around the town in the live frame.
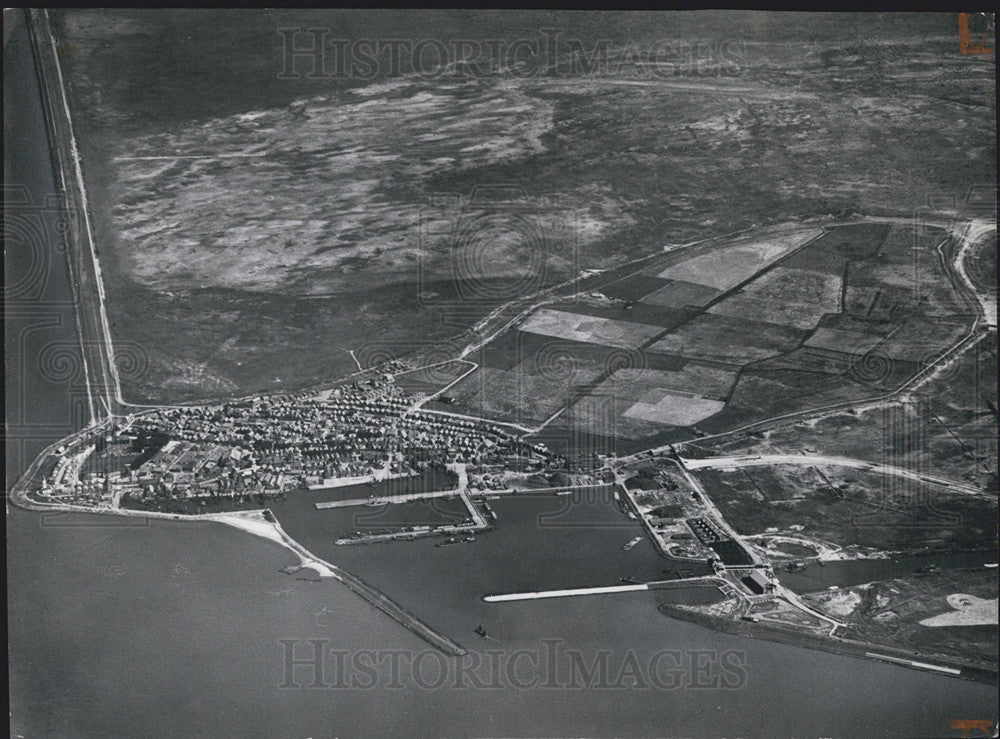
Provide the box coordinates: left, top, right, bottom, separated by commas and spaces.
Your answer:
36, 366, 556, 511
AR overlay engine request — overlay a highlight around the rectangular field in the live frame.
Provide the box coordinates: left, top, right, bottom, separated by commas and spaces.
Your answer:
648, 313, 806, 364
622, 391, 726, 426
602, 365, 737, 399
567, 367, 736, 437
640, 279, 724, 309
518, 308, 664, 349
564, 394, 665, 440
707, 267, 842, 330
655, 229, 822, 290
804, 327, 884, 354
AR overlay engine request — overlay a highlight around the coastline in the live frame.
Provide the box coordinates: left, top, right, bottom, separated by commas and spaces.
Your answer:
16, 5, 996, 688
659, 603, 999, 686
27, 9, 119, 423
9, 484, 469, 657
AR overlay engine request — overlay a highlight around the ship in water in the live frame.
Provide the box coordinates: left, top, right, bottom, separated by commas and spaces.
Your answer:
623, 536, 643, 551
435, 534, 477, 548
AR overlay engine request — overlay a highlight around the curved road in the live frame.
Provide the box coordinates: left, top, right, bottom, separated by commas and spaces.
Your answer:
678, 453, 986, 497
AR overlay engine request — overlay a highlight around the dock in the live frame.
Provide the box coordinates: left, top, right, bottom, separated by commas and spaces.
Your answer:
483, 576, 724, 603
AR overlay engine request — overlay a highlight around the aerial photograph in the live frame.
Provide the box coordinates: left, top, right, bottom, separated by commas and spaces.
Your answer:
4, 8, 997, 737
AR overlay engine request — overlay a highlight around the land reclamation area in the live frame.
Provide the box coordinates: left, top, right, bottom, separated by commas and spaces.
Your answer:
51, 10, 995, 404
437, 221, 979, 455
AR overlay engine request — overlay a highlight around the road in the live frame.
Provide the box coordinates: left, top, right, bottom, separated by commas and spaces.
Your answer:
953, 218, 997, 328
30, 9, 121, 423
677, 453, 985, 497
669, 458, 767, 567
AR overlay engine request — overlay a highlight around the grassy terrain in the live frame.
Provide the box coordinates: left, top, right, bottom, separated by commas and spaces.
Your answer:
52, 10, 995, 404
691, 331, 998, 492
695, 465, 997, 555
450, 219, 977, 456
803, 566, 998, 668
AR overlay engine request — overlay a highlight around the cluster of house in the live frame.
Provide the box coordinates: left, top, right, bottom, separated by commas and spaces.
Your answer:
43, 374, 555, 506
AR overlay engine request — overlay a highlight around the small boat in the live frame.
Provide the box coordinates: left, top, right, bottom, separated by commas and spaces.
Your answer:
475, 624, 488, 638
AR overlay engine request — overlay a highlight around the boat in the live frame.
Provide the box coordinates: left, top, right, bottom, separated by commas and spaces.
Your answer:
623, 536, 643, 551
475, 625, 488, 638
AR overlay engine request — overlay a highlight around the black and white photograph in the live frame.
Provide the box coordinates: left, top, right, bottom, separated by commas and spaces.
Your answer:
4, 7, 998, 737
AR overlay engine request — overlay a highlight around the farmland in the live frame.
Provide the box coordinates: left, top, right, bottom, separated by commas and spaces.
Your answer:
688, 331, 998, 493
440, 220, 977, 455
653, 229, 822, 290
50, 10, 995, 405
519, 308, 663, 349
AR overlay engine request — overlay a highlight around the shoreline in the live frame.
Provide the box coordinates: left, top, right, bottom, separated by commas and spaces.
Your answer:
16, 5, 996, 685
28, 9, 120, 423
659, 604, 998, 686
9, 490, 469, 656
11, 480, 995, 683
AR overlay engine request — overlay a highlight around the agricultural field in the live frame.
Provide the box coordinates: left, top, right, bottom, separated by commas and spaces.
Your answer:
606, 364, 737, 399
437, 219, 978, 455
518, 308, 664, 349
689, 332, 998, 493
569, 367, 738, 438
648, 313, 807, 364
706, 266, 842, 330
640, 279, 723, 309
52, 10, 996, 404
598, 274, 670, 303
545, 296, 694, 331
653, 229, 823, 290
803, 327, 884, 354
